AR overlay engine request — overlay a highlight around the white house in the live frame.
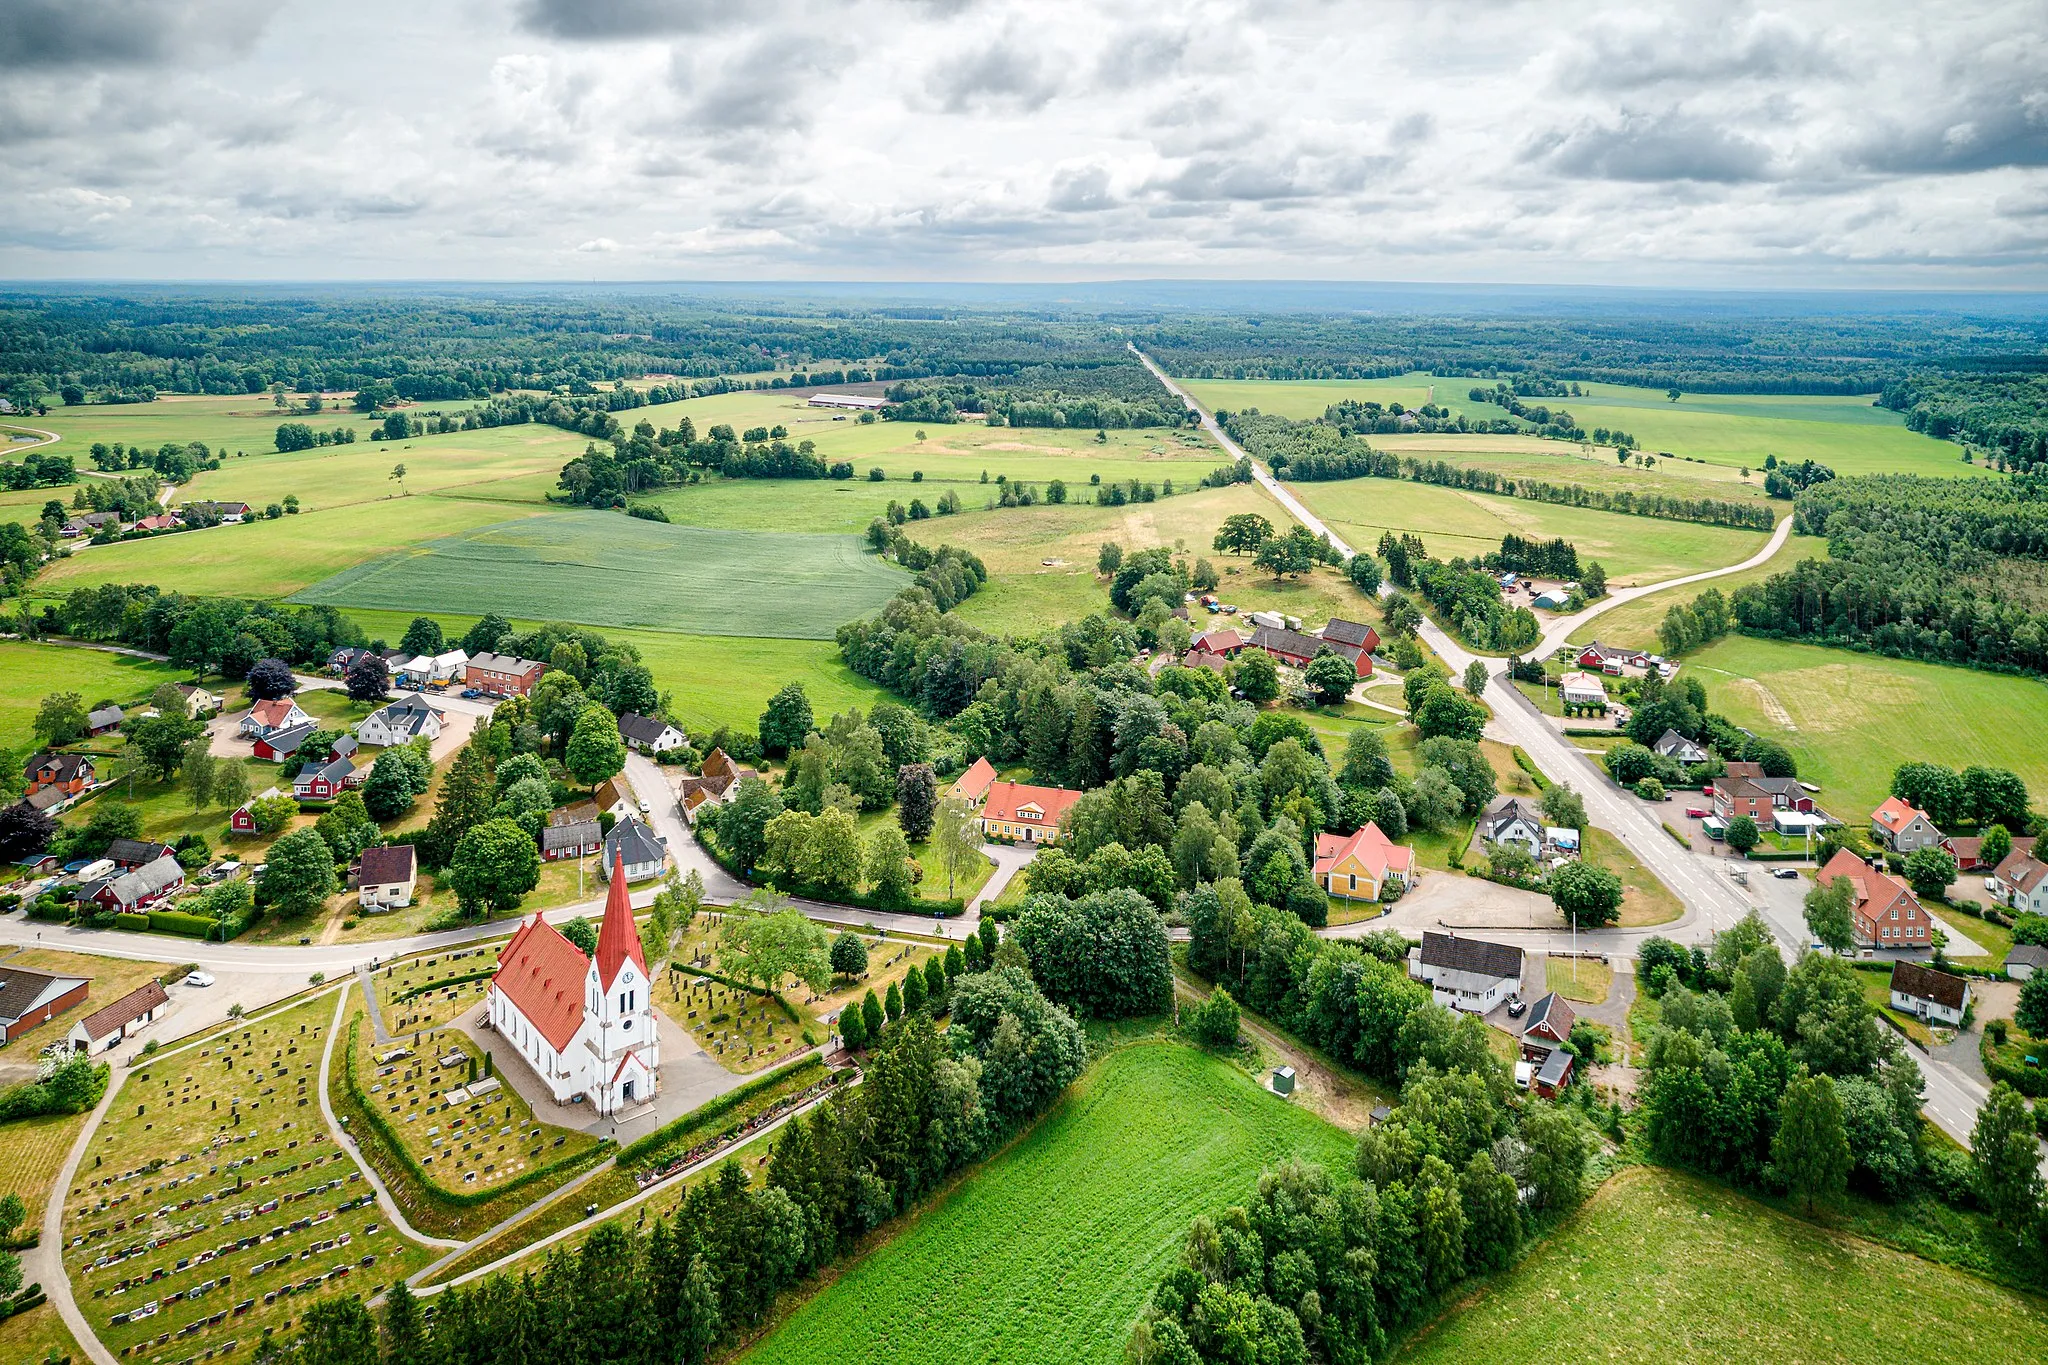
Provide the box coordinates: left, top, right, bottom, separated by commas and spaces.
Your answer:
174, 684, 224, 718
1994, 852, 2048, 915
1480, 798, 1546, 857
1409, 932, 1523, 1014
399, 649, 468, 687
602, 817, 667, 882
1557, 671, 1608, 709
1888, 960, 1970, 1028
69, 982, 171, 1054
240, 697, 312, 739
356, 694, 445, 747
1652, 728, 1708, 764
487, 855, 660, 1116
618, 713, 688, 755
356, 844, 417, 911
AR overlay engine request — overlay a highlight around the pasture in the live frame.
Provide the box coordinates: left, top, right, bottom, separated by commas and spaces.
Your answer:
1393, 1166, 2048, 1365
1567, 533, 1830, 650
1178, 374, 1981, 480
0, 640, 188, 749
1687, 635, 2048, 821
1285, 477, 1770, 585
740, 1041, 1355, 1365
289, 511, 906, 640
174, 424, 577, 511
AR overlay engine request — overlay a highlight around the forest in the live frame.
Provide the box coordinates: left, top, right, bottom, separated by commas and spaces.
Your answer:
1878, 367, 2048, 472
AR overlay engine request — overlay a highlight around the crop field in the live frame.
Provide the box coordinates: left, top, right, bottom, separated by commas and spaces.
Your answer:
740, 1041, 1356, 1365
1178, 375, 1980, 480
1393, 1166, 2048, 1365
1688, 635, 2048, 821
289, 511, 906, 640
1285, 477, 1770, 585
0, 640, 190, 749
61, 991, 434, 1361
1567, 534, 1830, 651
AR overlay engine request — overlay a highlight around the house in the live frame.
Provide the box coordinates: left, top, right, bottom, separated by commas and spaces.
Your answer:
1993, 852, 2048, 915
328, 646, 375, 675
1870, 796, 1942, 853
183, 500, 251, 523
678, 748, 757, 824
356, 844, 417, 911
618, 712, 687, 755
951, 756, 998, 806
1576, 641, 1629, 672
1531, 1047, 1574, 1098
1888, 959, 1970, 1027
23, 751, 95, 799
86, 704, 124, 736
133, 513, 178, 532
542, 820, 602, 862
1320, 618, 1382, 656
86, 854, 185, 914
1819, 849, 1933, 949
356, 694, 445, 747
806, 392, 886, 410
399, 649, 469, 687
594, 776, 637, 821
1558, 671, 1608, 709
0, 966, 90, 1044
230, 787, 285, 835
978, 780, 1084, 844
1773, 810, 1832, 841
252, 722, 316, 763
240, 697, 312, 739
602, 817, 667, 882
1249, 626, 1371, 678
68, 982, 170, 1054
1950, 834, 2036, 872
1652, 728, 1709, 764
1480, 798, 1547, 857
465, 652, 547, 698
1410, 933, 1523, 1014
1521, 992, 1577, 1051
1313, 821, 1415, 901
2004, 945, 2048, 982
173, 684, 223, 718
488, 855, 660, 1116
293, 755, 358, 802
1190, 628, 1246, 659
105, 838, 173, 869
1714, 761, 1815, 825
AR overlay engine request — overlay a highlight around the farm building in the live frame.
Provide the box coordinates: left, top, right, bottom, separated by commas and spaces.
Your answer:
105, 839, 174, 869
1313, 822, 1414, 902
806, 392, 885, 410
1409, 932, 1522, 1014
1189, 628, 1246, 658
1319, 618, 1381, 655
86, 704, 124, 736
253, 721, 316, 762
1888, 960, 1970, 1027
69, 981, 170, 1054
1819, 850, 1932, 949
618, 712, 688, 754
951, 756, 998, 805
1869, 796, 1942, 853
356, 844, 417, 911
488, 855, 659, 1116
0, 965, 90, 1044
465, 652, 547, 697
602, 817, 667, 881
1529, 1047, 1573, 1098
979, 780, 1084, 844
357, 693, 445, 746
1248, 626, 1370, 677
182, 500, 251, 523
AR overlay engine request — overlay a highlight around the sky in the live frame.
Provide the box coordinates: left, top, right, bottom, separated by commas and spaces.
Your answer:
4, 0, 2047, 286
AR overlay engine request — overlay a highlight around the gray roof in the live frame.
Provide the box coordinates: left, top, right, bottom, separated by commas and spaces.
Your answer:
297, 755, 355, 784
1418, 931, 1523, 982
1250, 625, 1338, 660
1482, 798, 1543, 839
1653, 728, 1707, 759
543, 820, 602, 853
26, 751, 93, 783
262, 722, 316, 755
106, 838, 172, 866
1524, 991, 1574, 1037
87, 705, 124, 729
617, 712, 679, 745
0, 966, 87, 1027
1536, 1049, 1573, 1086
468, 651, 544, 675
1320, 618, 1378, 649
2006, 945, 2048, 969
363, 694, 441, 737
605, 817, 665, 868
106, 854, 184, 906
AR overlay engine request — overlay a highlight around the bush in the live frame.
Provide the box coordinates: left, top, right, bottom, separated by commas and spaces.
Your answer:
145, 909, 217, 938
1634, 777, 1666, 801
1919, 1145, 1977, 1208
1186, 988, 1241, 1047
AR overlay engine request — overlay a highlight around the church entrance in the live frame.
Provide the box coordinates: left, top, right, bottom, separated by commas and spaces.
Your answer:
623, 1079, 636, 1103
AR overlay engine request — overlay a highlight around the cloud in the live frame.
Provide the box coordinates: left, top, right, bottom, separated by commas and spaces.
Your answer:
0, 0, 280, 68
1851, 80, 2048, 173
926, 33, 1065, 113
1532, 111, 1776, 183
575, 236, 620, 251
515, 0, 730, 40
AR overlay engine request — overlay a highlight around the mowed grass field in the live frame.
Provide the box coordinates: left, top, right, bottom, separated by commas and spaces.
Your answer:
290, 511, 906, 640
741, 1041, 1356, 1365
1568, 532, 1830, 651
1286, 477, 1770, 586
0, 640, 189, 749
1178, 374, 1982, 480
1394, 1166, 2048, 1365
1688, 635, 2048, 820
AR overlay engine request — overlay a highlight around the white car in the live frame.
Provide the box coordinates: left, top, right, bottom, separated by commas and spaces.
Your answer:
637, 798, 651, 813
1986, 876, 2002, 894
1513, 1061, 1534, 1091
186, 971, 215, 988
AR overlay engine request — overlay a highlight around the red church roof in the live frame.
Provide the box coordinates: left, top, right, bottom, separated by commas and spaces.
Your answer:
595, 849, 646, 988
493, 915, 590, 1052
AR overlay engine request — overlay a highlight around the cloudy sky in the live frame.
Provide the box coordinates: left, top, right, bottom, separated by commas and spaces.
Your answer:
4, 0, 2046, 285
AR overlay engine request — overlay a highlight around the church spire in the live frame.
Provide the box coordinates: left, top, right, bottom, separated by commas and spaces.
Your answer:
595, 848, 647, 987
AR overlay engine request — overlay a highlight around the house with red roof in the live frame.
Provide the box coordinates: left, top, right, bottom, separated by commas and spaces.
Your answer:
950, 756, 998, 806
1869, 796, 1943, 853
1819, 849, 1933, 950
1313, 822, 1415, 902
978, 780, 1084, 844
487, 850, 660, 1116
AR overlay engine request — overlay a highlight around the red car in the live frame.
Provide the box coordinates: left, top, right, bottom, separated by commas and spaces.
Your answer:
1685, 807, 1708, 819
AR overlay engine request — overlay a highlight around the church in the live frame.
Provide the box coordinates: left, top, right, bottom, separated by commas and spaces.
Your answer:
487, 849, 660, 1116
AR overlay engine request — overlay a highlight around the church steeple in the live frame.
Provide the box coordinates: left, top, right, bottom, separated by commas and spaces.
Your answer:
595, 849, 647, 988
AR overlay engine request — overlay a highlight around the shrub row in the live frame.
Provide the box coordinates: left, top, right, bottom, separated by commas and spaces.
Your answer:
392, 968, 495, 1004
698, 827, 966, 918
616, 1054, 829, 1168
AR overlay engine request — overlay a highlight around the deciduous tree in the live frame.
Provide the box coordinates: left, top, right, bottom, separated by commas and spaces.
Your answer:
1772, 1069, 1851, 1213
1549, 861, 1623, 928
261, 828, 338, 917
447, 817, 540, 917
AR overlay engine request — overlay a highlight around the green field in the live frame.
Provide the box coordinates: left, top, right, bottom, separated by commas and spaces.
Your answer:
1395, 1166, 2048, 1365
0, 640, 189, 748
1179, 374, 1983, 480
1689, 635, 2048, 820
1285, 477, 1770, 586
1568, 533, 1830, 651
740, 1041, 1355, 1365
289, 511, 907, 640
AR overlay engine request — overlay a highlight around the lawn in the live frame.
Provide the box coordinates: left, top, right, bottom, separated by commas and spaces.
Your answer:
290, 511, 906, 641
1569, 533, 1830, 651
0, 640, 190, 750
1687, 635, 2048, 822
1394, 1165, 2048, 1364
740, 1040, 1355, 1365
61, 990, 436, 1360
1585, 826, 1684, 928
1284, 476, 1769, 587
1544, 956, 1614, 1004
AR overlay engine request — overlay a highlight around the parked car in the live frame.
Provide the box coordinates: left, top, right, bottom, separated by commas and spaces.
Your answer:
1772, 867, 1800, 880
637, 798, 651, 813
1685, 808, 1708, 819
461, 688, 482, 698
1506, 994, 1526, 1018
185, 971, 215, 988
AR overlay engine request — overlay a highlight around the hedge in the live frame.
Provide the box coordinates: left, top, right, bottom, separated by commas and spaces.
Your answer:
617, 1054, 828, 1168
1743, 849, 1809, 862
339, 1021, 606, 1209
147, 909, 218, 938
393, 968, 495, 1004
25, 901, 68, 923
1982, 1033, 2048, 1098
1511, 747, 1550, 791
